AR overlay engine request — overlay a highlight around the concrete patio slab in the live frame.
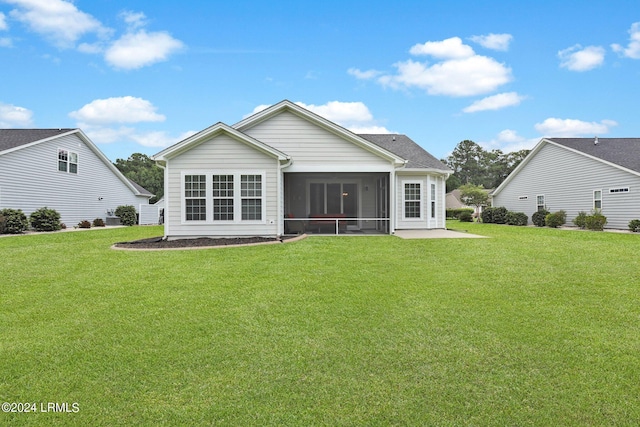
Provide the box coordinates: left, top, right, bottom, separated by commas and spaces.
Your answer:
394, 229, 487, 239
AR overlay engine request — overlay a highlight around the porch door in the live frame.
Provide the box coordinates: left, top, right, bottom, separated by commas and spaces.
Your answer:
309, 181, 359, 227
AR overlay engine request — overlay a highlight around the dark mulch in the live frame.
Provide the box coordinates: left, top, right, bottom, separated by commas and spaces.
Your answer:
114, 235, 296, 249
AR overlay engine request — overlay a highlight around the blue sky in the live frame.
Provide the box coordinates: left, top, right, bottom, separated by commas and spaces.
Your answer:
1, 0, 639, 162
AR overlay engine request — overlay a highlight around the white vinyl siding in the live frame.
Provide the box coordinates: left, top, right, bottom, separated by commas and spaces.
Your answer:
492, 142, 640, 229
241, 110, 393, 172
0, 133, 148, 225
395, 174, 444, 230
166, 133, 279, 238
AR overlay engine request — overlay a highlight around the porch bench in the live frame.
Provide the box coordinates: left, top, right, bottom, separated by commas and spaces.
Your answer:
309, 214, 347, 233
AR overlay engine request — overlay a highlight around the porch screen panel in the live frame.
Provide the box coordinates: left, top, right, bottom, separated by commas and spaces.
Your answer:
213, 174, 234, 220
185, 175, 207, 221
326, 183, 341, 214
404, 183, 421, 218
310, 183, 325, 215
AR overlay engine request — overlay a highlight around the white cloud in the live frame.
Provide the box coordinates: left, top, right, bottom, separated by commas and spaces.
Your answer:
81, 125, 193, 148
246, 101, 392, 134
0, 102, 34, 127
120, 10, 147, 30
469, 33, 513, 51
379, 55, 512, 97
104, 30, 184, 69
463, 92, 525, 113
0, 12, 8, 30
558, 45, 605, 71
611, 22, 640, 59
5, 0, 109, 48
69, 96, 166, 125
347, 67, 382, 80
534, 118, 617, 137
479, 129, 539, 153
409, 37, 474, 59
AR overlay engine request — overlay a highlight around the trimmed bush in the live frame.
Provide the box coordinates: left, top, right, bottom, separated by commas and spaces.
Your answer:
0, 208, 29, 234
531, 209, 549, 227
482, 206, 508, 224
573, 211, 588, 229
29, 207, 62, 232
115, 205, 137, 226
545, 210, 566, 228
446, 208, 474, 219
78, 220, 92, 229
506, 211, 528, 226
629, 219, 640, 232
458, 211, 473, 222
93, 218, 106, 227
585, 211, 607, 231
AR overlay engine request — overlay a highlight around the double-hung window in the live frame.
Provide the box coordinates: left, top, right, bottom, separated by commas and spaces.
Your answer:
430, 183, 436, 219
241, 174, 262, 220
185, 175, 207, 221
536, 195, 545, 211
593, 190, 602, 210
58, 149, 78, 174
404, 182, 421, 219
213, 175, 234, 221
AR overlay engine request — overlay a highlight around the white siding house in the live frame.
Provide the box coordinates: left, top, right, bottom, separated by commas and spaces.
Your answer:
0, 129, 153, 226
492, 137, 640, 229
153, 100, 451, 239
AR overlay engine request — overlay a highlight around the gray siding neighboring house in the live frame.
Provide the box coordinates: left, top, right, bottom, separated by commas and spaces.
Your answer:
492, 137, 640, 229
0, 129, 153, 226
153, 100, 451, 239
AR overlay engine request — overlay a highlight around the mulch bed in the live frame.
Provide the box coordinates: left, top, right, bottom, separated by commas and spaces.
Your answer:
114, 235, 300, 250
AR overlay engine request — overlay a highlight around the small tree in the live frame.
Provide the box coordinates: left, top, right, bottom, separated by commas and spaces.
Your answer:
458, 184, 489, 222
115, 205, 137, 226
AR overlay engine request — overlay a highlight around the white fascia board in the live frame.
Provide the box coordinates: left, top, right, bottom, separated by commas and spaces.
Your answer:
233, 100, 407, 166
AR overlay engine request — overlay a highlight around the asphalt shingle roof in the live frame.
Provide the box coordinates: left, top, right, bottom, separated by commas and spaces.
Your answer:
548, 138, 640, 173
0, 129, 75, 153
358, 134, 450, 171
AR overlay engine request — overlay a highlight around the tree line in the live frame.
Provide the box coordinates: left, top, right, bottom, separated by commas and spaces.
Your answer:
441, 140, 530, 192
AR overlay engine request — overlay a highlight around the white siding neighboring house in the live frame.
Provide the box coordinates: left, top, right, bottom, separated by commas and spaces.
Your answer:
492, 137, 640, 229
0, 129, 153, 226
153, 100, 451, 239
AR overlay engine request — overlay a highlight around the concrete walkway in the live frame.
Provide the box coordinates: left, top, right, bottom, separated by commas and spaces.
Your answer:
394, 229, 487, 239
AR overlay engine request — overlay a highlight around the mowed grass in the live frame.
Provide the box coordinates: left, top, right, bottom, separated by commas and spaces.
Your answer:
1, 223, 639, 426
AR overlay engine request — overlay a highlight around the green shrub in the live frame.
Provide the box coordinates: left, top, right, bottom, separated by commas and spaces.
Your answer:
480, 207, 494, 223
93, 218, 106, 227
629, 219, 640, 232
585, 211, 607, 231
545, 210, 567, 228
531, 209, 549, 227
115, 205, 137, 226
458, 211, 473, 222
482, 206, 508, 224
446, 208, 474, 219
0, 208, 29, 234
506, 211, 528, 226
573, 211, 588, 229
29, 207, 61, 232
78, 220, 92, 229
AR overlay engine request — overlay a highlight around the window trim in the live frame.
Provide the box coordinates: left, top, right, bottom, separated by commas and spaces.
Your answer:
536, 194, 545, 211
402, 180, 423, 220
430, 183, 436, 219
181, 170, 266, 224
609, 187, 629, 194
593, 189, 602, 210
184, 174, 208, 222
58, 148, 78, 174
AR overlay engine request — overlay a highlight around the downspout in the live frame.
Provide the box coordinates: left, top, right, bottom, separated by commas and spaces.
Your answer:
277, 157, 293, 236
156, 160, 169, 240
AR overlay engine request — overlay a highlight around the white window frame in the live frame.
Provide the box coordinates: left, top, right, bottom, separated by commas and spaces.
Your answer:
183, 173, 208, 222
58, 148, 78, 174
536, 194, 545, 211
181, 170, 266, 224
593, 190, 602, 210
430, 183, 436, 219
609, 187, 630, 194
403, 180, 423, 220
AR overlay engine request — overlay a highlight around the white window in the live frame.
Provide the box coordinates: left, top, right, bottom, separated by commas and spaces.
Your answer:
594, 190, 602, 210
184, 175, 207, 221
58, 149, 78, 174
609, 187, 629, 194
430, 183, 436, 219
404, 182, 422, 219
518, 196, 528, 200
536, 195, 545, 211
213, 175, 234, 221
241, 174, 262, 220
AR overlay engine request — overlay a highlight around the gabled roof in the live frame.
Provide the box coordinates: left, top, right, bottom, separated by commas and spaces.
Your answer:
0, 129, 76, 153
0, 128, 152, 198
153, 122, 290, 162
492, 137, 640, 196
359, 134, 451, 172
233, 100, 407, 166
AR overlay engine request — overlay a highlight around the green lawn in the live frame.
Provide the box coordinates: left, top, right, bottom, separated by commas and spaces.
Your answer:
1, 223, 639, 426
